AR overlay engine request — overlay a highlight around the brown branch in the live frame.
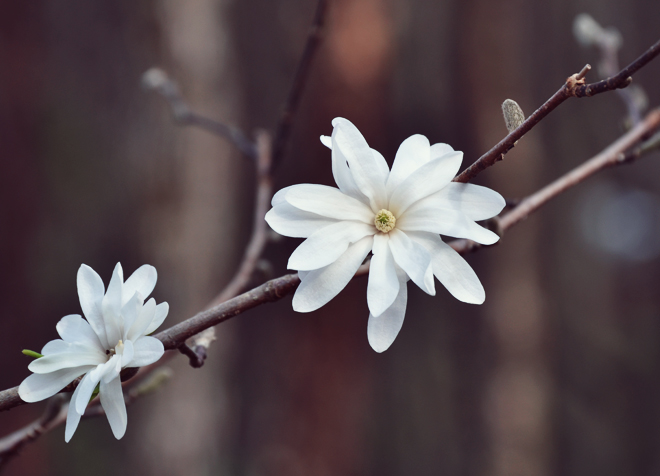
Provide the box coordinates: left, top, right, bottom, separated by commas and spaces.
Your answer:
271, 0, 328, 169
142, 68, 257, 159
454, 38, 660, 184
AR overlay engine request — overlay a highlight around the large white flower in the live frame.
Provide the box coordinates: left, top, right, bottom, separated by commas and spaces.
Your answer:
18, 263, 169, 441
265, 118, 505, 352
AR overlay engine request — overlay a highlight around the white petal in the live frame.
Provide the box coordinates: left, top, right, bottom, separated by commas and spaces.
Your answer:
120, 292, 143, 340
56, 314, 103, 349
144, 302, 169, 336
292, 235, 373, 312
77, 264, 108, 348
430, 143, 454, 160
75, 365, 104, 415
100, 376, 127, 439
120, 339, 134, 368
331, 137, 370, 204
28, 350, 105, 374
388, 229, 435, 295
367, 269, 409, 352
367, 234, 400, 317
41, 339, 101, 357
265, 202, 337, 238
397, 206, 499, 245
127, 298, 157, 341
331, 118, 387, 210
406, 231, 485, 304
102, 263, 124, 346
320, 135, 332, 148
370, 148, 390, 185
386, 134, 430, 195
129, 336, 165, 367
65, 377, 87, 442
284, 184, 374, 223
122, 265, 157, 306
412, 182, 505, 221
271, 185, 295, 206
288, 221, 375, 271
18, 366, 93, 403
389, 151, 464, 216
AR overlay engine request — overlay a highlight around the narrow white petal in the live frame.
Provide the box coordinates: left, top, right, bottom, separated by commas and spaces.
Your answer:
386, 134, 430, 195
144, 302, 169, 336
122, 265, 157, 306
370, 148, 390, 185
56, 314, 103, 349
100, 377, 127, 439
412, 182, 505, 221
288, 221, 375, 271
430, 143, 454, 160
102, 263, 124, 346
367, 234, 400, 317
127, 298, 157, 341
271, 185, 295, 206
265, 202, 337, 238
28, 350, 105, 374
389, 151, 464, 216
41, 339, 102, 357
129, 336, 165, 367
284, 184, 374, 223
77, 264, 108, 348
120, 292, 144, 340
320, 135, 332, 148
367, 269, 409, 352
331, 139, 370, 204
397, 206, 499, 245
292, 235, 373, 312
331, 118, 387, 210
388, 229, 435, 295
406, 231, 485, 304
18, 366, 93, 403
120, 339, 134, 368
65, 377, 86, 442
75, 365, 104, 415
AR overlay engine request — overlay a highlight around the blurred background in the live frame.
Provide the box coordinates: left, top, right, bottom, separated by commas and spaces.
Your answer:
2, 0, 660, 475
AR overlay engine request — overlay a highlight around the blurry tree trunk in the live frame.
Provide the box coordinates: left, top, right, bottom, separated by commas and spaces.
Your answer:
130, 0, 246, 474
460, 1, 552, 475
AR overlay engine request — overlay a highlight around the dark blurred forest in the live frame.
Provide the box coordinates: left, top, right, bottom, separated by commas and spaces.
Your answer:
2, 0, 660, 475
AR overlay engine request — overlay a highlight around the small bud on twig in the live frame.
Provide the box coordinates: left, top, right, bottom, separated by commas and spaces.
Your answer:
502, 99, 525, 133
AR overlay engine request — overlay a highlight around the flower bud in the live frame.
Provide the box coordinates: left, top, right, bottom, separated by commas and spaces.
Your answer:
502, 99, 525, 133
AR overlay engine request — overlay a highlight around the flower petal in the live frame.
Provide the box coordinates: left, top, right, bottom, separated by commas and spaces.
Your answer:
75, 365, 104, 415
100, 376, 127, 439
389, 151, 464, 216
28, 349, 105, 374
397, 206, 499, 245
406, 231, 485, 304
145, 302, 169, 336
292, 235, 373, 312
65, 376, 87, 442
367, 233, 400, 317
386, 134, 430, 195
120, 292, 144, 340
288, 221, 375, 271
122, 265, 157, 306
41, 340, 100, 356
18, 366, 94, 403
126, 298, 157, 341
129, 336, 165, 367
367, 269, 409, 352
120, 339, 134, 368
331, 118, 387, 210
77, 264, 108, 348
430, 142, 454, 160
411, 182, 505, 221
388, 229, 435, 295
284, 184, 374, 223
56, 314, 103, 350
102, 263, 124, 346
265, 202, 338, 238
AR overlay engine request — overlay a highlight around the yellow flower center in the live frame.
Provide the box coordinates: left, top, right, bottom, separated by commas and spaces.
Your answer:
374, 209, 396, 233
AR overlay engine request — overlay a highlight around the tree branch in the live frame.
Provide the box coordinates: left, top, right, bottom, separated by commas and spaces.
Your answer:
142, 68, 258, 159
454, 38, 660, 184
271, 0, 328, 169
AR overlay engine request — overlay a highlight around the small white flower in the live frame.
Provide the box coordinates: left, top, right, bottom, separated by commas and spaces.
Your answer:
19, 263, 169, 441
265, 118, 505, 352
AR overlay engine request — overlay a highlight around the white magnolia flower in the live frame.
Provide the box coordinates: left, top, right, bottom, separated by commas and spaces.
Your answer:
265, 118, 505, 352
19, 263, 169, 441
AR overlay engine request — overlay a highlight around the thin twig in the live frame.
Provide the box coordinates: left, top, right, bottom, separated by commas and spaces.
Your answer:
271, 0, 328, 169
142, 68, 258, 159
455, 38, 660, 184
